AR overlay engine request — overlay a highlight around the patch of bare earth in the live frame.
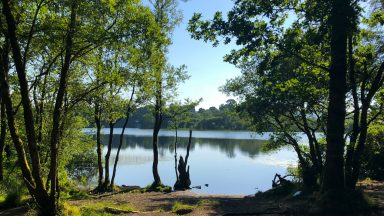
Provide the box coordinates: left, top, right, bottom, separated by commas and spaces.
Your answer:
2, 182, 384, 215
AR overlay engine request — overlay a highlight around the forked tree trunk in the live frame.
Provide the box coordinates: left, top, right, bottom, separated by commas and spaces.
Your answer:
322, 0, 349, 193
174, 130, 192, 190
348, 63, 384, 188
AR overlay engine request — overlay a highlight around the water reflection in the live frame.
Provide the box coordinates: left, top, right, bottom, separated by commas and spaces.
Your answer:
102, 135, 265, 159
97, 130, 297, 195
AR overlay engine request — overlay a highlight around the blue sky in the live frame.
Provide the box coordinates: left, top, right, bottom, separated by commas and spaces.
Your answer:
167, 0, 239, 109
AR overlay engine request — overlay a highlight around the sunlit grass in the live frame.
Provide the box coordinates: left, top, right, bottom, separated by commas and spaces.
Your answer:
172, 201, 196, 215
75, 201, 137, 216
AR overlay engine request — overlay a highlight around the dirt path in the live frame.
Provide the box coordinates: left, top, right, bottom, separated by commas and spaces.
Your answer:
68, 190, 304, 216
1, 183, 384, 215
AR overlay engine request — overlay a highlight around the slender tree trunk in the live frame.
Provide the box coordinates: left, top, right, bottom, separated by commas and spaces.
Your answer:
322, 0, 349, 193
300, 109, 321, 175
349, 64, 384, 188
0, 98, 5, 181
94, 102, 103, 188
47, 1, 77, 211
174, 126, 178, 181
152, 70, 163, 187
104, 122, 115, 188
111, 86, 135, 189
349, 106, 368, 188
37, 73, 48, 144
152, 99, 162, 187
345, 34, 360, 188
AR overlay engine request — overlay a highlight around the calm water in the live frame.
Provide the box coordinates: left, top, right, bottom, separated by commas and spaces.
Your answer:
84, 128, 298, 195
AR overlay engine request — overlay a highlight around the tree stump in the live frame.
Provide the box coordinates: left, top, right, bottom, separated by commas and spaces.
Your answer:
174, 130, 192, 190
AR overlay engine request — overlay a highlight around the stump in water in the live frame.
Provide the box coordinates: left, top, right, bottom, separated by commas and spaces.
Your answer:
174, 156, 191, 190
174, 130, 192, 190
272, 173, 292, 188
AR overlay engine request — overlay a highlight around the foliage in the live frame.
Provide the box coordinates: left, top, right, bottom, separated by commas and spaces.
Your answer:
360, 123, 384, 180
0, 178, 27, 208
110, 99, 251, 130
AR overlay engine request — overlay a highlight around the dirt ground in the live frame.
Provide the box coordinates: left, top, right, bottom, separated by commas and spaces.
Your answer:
1, 181, 384, 215
68, 190, 303, 216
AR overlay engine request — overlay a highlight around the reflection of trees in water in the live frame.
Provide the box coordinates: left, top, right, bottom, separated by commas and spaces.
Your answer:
100, 135, 265, 159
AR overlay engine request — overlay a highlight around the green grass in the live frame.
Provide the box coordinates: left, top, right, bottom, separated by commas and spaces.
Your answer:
197, 199, 219, 206
143, 183, 172, 193
172, 201, 196, 215
77, 201, 137, 216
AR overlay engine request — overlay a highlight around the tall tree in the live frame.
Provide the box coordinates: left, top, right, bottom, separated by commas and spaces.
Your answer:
148, 0, 183, 188
0, 0, 156, 213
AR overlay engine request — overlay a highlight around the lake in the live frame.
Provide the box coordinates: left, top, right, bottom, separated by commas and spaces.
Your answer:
84, 128, 299, 195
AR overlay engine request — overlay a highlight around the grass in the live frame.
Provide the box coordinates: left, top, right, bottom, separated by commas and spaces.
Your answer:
143, 183, 172, 193
68, 189, 89, 200
62, 202, 81, 216
197, 199, 219, 206
75, 201, 137, 216
172, 201, 196, 215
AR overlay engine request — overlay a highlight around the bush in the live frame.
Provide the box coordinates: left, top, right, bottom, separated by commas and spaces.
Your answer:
0, 180, 25, 208
360, 124, 384, 180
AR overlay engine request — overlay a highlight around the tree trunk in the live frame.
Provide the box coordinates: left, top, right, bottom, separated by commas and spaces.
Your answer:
47, 1, 77, 211
345, 34, 360, 188
321, 0, 349, 193
174, 130, 192, 190
174, 126, 178, 181
349, 106, 368, 188
111, 86, 135, 189
94, 102, 103, 188
104, 122, 115, 188
0, 98, 6, 181
2, 0, 45, 192
0, 36, 53, 215
152, 99, 162, 187
349, 64, 384, 188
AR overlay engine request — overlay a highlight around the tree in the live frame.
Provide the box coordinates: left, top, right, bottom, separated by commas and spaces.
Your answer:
165, 99, 200, 189
188, 0, 368, 196
148, 0, 184, 188
344, 5, 384, 189
0, 0, 157, 213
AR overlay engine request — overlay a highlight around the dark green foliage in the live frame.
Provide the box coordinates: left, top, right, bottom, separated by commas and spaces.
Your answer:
0, 179, 26, 208
111, 100, 251, 130
310, 189, 374, 215
145, 183, 172, 193
360, 124, 384, 180
66, 150, 98, 183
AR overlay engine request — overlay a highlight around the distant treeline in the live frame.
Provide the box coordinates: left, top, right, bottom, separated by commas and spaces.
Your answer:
100, 99, 251, 130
